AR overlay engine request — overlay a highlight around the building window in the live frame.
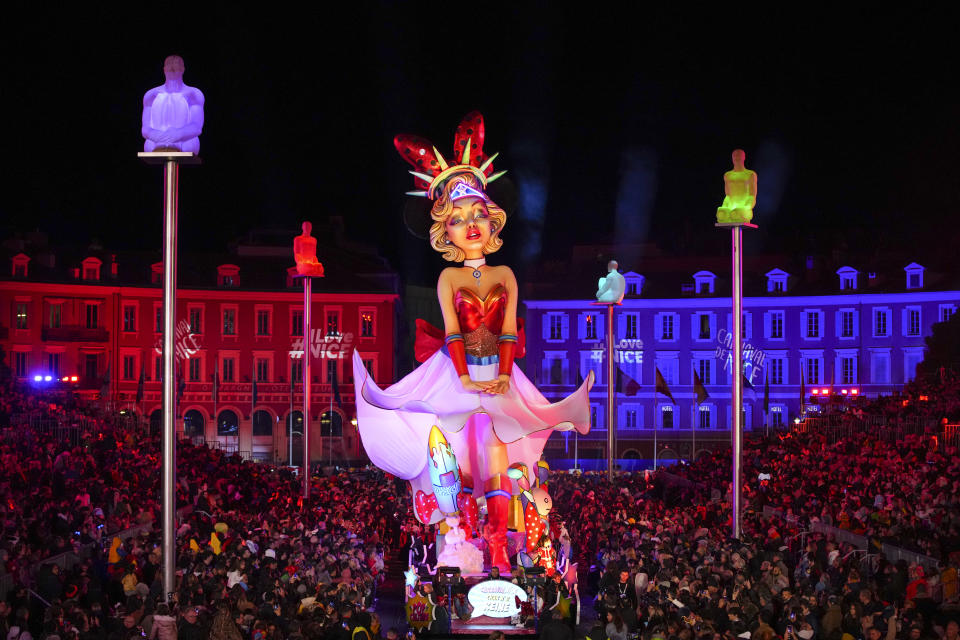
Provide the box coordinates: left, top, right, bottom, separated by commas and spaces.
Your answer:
769, 358, 784, 385
695, 358, 712, 385
805, 311, 821, 339
840, 310, 855, 338
222, 357, 236, 383
123, 305, 137, 333
698, 314, 711, 340
14, 352, 28, 378
871, 350, 891, 384
549, 314, 563, 340
154, 355, 161, 382
291, 310, 303, 336
48, 352, 62, 377
543, 353, 567, 385
625, 314, 638, 340
766, 269, 788, 292
768, 311, 784, 339
122, 355, 136, 381
656, 356, 679, 386
291, 359, 303, 383
326, 310, 340, 337
223, 308, 236, 336
155, 306, 162, 334
698, 405, 711, 429
256, 358, 269, 382
661, 314, 674, 340
256, 309, 271, 336
217, 264, 240, 288
15, 303, 28, 330
693, 271, 716, 294
82, 258, 102, 281
360, 309, 376, 337
85, 304, 99, 329
325, 359, 338, 384
904, 348, 923, 382
874, 309, 889, 337
189, 307, 203, 334
590, 405, 600, 429
940, 305, 956, 323
904, 263, 925, 290
188, 357, 201, 382
837, 267, 858, 291
624, 408, 638, 429
805, 358, 820, 385
905, 307, 921, 337
661, 406, 674, 429
48, 303, 62, 329
362, 358, 375, 379
584, 314, 597, 340
841, 356, 856, 385
626, 282, 637, 296
771, 406, 784, 427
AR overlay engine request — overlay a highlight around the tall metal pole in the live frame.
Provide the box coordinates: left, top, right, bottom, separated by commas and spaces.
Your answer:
606, 303, 615, 482
302, 277, 312, 501
731, 225, 744, 540
160, 159, 178, 602
289, 359, 294, 465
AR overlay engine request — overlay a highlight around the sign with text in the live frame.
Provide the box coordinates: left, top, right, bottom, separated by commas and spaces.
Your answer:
289, 331, 354, 360
467, 579, 527, 618
153, 319, 202, 361
715, 328, 765, 384
589, 338, 645, 363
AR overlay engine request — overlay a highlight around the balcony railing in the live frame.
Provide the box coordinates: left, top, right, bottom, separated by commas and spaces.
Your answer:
42, 326, 109, 342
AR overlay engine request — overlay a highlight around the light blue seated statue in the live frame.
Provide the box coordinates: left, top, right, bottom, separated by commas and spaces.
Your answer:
596, 260, 626, 303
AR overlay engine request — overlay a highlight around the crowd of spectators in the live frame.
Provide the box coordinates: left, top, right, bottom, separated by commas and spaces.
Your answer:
0, 379, 407, 640
1, 360, 960, 640
547, 428, 960, 640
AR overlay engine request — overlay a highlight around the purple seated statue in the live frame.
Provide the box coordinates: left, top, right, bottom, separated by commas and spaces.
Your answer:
142, 55, 205, 153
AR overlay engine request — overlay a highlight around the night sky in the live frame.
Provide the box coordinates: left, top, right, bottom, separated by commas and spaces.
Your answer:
4, 5, 959, 284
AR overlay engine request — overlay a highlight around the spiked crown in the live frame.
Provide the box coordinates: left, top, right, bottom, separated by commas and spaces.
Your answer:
394, 111, 506, 200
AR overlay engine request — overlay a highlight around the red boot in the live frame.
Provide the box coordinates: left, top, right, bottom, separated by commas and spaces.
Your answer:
484, 474, 512, 573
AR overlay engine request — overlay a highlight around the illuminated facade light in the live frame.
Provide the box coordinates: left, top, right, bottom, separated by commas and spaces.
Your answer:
70, 375, 78, 382
44, 375, 52, 382
850, 389, 858, 395
821, 388, 829, 395
33, 375, 42, 382
841, 389, 848, 395
811, 389, 819, 395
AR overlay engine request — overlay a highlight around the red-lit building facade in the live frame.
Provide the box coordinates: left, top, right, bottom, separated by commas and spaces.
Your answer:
0, 228, 399, 464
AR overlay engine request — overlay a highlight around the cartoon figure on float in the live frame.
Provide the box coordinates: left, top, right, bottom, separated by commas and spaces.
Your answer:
352, 112, 593, 572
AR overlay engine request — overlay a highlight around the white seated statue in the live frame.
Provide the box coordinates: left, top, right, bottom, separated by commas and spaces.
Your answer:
142, 55, 205, 152
596, 260, 626, 303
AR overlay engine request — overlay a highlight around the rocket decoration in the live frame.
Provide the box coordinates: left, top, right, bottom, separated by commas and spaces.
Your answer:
414, 425, 478, 538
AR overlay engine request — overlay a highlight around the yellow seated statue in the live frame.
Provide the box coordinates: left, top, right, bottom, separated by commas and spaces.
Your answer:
716, 149, 757, 224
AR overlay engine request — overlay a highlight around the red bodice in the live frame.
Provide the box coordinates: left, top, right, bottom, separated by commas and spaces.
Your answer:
454, 284, 507, 335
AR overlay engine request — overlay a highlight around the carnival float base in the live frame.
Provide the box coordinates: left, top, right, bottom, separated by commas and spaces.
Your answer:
448, 574, 537, 636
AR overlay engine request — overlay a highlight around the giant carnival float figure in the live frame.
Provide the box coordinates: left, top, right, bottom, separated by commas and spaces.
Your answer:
352, 112, 594, 572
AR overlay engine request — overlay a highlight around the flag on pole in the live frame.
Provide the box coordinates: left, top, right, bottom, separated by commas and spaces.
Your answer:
616, 368, 641, 396
799, 360, 806, 405
136, 361, 145, 404
177, 366, 186, 401
692, 369, 709, 405
655, 367, 677, 405
213, 369, 220, 406
743, 373, 755, 391
100, 365, 111, 400
252, 365, 259, 411
331, 366, 342, 408
763, 369, 770, 414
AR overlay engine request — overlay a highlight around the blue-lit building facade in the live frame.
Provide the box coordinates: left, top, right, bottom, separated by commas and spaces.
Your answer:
523, 255, 959, 460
